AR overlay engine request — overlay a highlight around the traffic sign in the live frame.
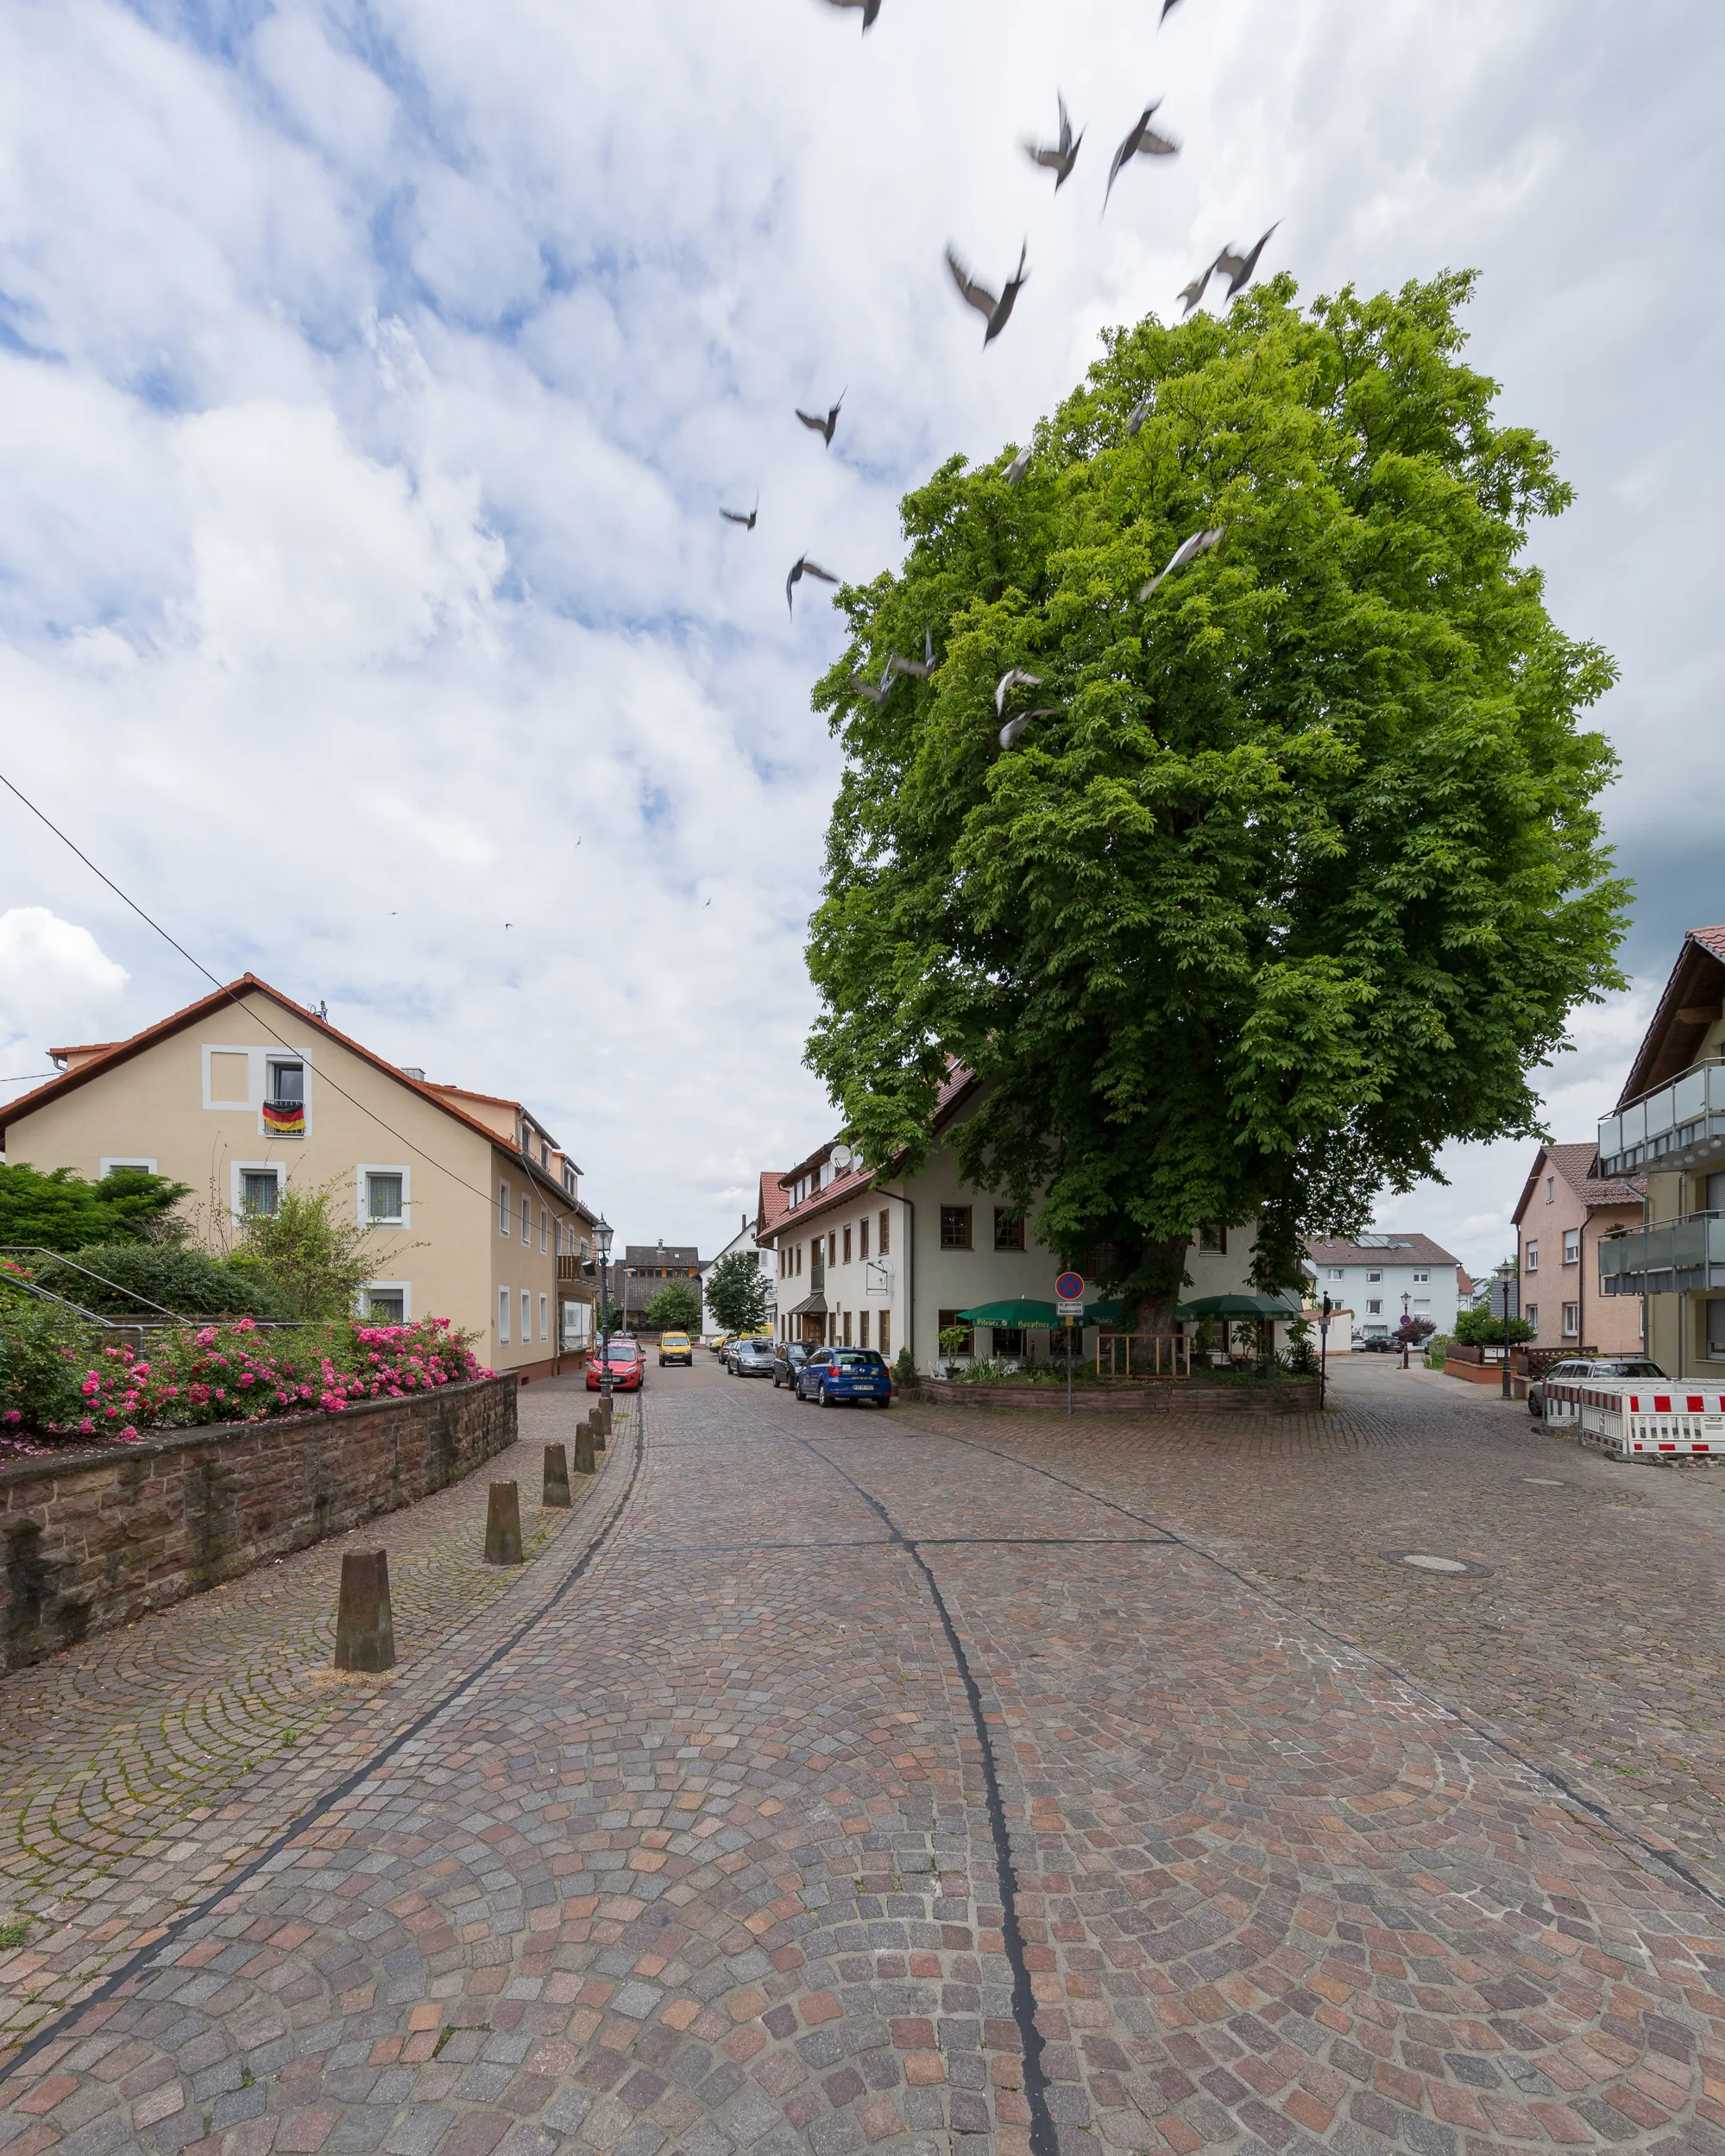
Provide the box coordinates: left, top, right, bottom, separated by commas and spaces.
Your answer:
1055, 1271, 1085, 1302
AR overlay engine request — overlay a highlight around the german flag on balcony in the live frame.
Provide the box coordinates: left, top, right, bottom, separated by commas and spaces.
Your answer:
262, 1099, 305, 1135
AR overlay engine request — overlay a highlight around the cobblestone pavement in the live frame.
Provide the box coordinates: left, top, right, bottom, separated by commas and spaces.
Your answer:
0, 1380, 632, 2051
3, 1364, 1722, 2156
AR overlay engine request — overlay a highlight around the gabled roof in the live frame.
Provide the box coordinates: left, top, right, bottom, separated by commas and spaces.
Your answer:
1306, 1234, 1462, 1268
756, 1170, 794, 1240
765, 1063, 984, 1242
1, 973, 582, 1207
1512, 1141, 1641, 1224
1617, 928, 1725, 1106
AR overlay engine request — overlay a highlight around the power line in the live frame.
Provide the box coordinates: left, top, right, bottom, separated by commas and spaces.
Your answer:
0, 767, 564, 1221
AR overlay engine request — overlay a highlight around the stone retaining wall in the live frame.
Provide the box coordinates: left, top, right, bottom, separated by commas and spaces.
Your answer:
0, 1375, 517, 1673
910, 1378, 1322, 1414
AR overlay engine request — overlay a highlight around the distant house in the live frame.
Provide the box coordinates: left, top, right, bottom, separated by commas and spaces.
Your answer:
1304, 1234, 1464, 1339
704, 1183, 785, 1336
1511, 1144, 1643, 1355
0, 973, 597, 1378
620, 1242, 704, 1331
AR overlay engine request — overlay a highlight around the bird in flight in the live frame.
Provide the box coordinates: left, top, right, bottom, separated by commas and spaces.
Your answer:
889, 629, 937, 681
1177, 262, 1213, 315
1105, 101, 1180, 211
947, 242, 1029, 345
1160, 0, 1186, 19
1138, 526, 1224, 600
999, 707, 1057, 751
786, 555, 840, 615
721, 497, 759, 529
796, 393, 845, 447
820, 0, 881, 29
1213, 225, 1280, 299
850, 660, 897, 705
995, 667, 1043, 715
1024, 93, 1082, 190
1126, 393, 1155, 437
1005, 449, 1031, 486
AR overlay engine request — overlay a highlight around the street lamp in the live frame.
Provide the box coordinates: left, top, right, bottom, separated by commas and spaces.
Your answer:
1401, 1290, 1411, 1368
1494, 1258, 1517, 1399
594, 1214, 614, 1400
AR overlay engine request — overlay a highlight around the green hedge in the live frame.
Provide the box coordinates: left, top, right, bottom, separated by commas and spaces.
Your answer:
35, 1244, 288, 1318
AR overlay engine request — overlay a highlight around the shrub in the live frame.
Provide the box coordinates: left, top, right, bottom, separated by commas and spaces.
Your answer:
0, 1265, 98, 1433
892, 1346, 916, 1388
644, 1281, 702, 1334
36, 1243, 288, 1319
229, 1180, 393, 1320
0, 1163, 191, 1254
1452, 1308, 1533, 1347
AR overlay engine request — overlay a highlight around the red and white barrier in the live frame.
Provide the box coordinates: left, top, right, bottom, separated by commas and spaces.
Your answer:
1542, 1380, 1725, 1459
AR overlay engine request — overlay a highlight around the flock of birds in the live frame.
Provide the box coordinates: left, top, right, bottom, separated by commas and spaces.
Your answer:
721, 0, 1281, 752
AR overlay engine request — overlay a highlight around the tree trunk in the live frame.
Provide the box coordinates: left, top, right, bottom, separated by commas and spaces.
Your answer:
1124, 1235, 1191, 1336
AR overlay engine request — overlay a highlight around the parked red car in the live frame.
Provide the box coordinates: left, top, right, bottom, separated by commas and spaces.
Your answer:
586, 1337, 644, 1392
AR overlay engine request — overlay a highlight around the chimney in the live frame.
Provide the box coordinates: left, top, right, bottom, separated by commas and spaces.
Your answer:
400, 1066, 426, 1080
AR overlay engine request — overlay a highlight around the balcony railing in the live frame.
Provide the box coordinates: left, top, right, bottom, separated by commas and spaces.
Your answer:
1598, 1213, 1725, 1297
1598, 1059, 1725, 1179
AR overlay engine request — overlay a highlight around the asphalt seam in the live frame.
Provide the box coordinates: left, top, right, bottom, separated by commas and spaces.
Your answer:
0, 1404, 649, 2088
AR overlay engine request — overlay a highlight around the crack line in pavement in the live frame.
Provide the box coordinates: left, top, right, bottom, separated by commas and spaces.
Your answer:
628, 1534, 1180, 1553
898, 1411, 1725, 1914
0, 1404, 650, 2088
721, 1398, 1058, 2156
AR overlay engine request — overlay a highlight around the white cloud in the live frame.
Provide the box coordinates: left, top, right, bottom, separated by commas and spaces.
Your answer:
0, 909, 129, 1087
0, 0, 1719, 1253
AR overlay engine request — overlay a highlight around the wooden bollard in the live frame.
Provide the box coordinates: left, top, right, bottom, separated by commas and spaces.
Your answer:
484, 1481, 523, 1564
334, 1550, 395, 1671
574, 1419, 596, 1475
543, 1444, 571, 1508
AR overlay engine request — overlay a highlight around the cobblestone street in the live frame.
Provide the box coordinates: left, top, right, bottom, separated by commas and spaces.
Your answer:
2, 1361, 1723, 2156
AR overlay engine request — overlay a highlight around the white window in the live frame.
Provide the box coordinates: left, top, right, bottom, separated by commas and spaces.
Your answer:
1563, 1229, 1580, 1264
520, 1290, 532, 1342
540, 1206, 549, 1254
100, 1157, 159, 1178
500, 1181, 511, 1236
1367, 1269, 1382, 1283
363, 1283, 411, 1323
358, 1166, 410, 1228
1367, 1298, 1382, 1315
538, 1292, 549, 1342
1325, 1267, 1344, 1281
499, 1287, 511, 1342
1412, 1270, 1429, 1283
1526, 1302, 1539, 1332
1413, 1298, 1430, 1310
1562, 1303, 1579, 1338
230, 1161, 283, 1219
1527, 1242, 1539, 1272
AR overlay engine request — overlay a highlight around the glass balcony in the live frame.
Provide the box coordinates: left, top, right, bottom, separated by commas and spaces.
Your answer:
1598, 1059, 1725, 1179
1598, 1213, 1725, 1297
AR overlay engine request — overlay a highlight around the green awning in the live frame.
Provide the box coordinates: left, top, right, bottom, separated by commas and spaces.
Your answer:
956, 1297, 1062, 1326
1177, 1292, 1302, 1319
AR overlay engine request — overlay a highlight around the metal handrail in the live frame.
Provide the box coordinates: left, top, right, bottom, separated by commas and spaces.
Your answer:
0, 1267, 110, 1324
1609, 1055, 1725, 1116
0, 1245, 190, 1317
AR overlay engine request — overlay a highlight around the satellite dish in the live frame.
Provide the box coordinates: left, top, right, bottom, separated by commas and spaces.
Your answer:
830, 1143, 854, 1170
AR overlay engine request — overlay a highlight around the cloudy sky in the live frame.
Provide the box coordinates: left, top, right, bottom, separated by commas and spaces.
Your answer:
0, 0, 1719, 1278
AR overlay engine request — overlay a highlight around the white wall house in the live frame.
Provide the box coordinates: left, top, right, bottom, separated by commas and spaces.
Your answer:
704, 1201, 778, 1335
760, 1070, 1285, 1373
1305, 1234, 1464, 1339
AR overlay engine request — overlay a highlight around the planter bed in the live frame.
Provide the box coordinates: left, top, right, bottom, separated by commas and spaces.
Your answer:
909, 1377, 1321, 1414
0, 1373, 516, 1673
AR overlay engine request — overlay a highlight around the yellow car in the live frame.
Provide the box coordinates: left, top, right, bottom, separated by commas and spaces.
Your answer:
709, 1332, 735, 1356
658, 1331, 694, 1367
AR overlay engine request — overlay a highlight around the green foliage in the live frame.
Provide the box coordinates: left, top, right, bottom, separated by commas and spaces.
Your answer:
1284, 1314, 1318, 1374
892, 1345, 916, 1388
0, 1270, 97, 1431
703, 1250, 769, 1335
1451, 1307, 1532, 1346
937, 1323, 973, 1356
644, 1280, 702, 1334
803, 272, 1627, 1323
0, 1163, 191, 1255
35, 1244, 287, 1319
230, 1178, 390, 1321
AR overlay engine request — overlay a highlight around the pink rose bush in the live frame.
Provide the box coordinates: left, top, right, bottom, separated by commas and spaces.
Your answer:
0, 1311, 493, 1460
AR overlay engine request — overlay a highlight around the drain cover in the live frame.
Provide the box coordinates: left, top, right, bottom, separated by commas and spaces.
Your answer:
1378, 1549, 1493, 1578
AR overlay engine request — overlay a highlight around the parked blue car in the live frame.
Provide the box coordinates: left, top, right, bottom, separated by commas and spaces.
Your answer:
795, 1348, 892, 1409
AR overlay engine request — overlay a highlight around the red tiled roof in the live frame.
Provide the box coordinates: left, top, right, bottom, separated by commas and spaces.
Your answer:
1513, 1141, 1642, 1224
1306, 1234, 1462, 1267
756, 1171, 794, 1238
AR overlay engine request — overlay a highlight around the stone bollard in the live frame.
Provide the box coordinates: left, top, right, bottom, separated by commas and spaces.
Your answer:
574, 1419, 596, 1475
334, 1550, 395, 1672
596, 1399, 612, 1448
484, 1481, 523, 1564
543, 1444, 571, 1508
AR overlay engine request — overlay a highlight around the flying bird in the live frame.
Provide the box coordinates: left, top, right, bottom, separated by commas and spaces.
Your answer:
1177, 261, 1213, 315
819, 0, 881, 28
1160, 0, 1186, 19
889, 629, 937, 681
999, 707, 1057, 751
786, 555, 840, 615
995, 667, 1043, 715
1024, 93, 1082, 190
1105, 101, 1180, 212
1213, 224, 1280, 300
850, 661, 897, 705
1126, 393, 1154, 437
796, 393, 845, 447
1138, 526, 1224, 601
721, 497, 759, 529
947, 242, 1029, 345
1005, 449, 1031, 486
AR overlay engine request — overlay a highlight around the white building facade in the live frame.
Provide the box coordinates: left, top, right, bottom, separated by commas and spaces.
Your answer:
1304, 1234, 1464, 1340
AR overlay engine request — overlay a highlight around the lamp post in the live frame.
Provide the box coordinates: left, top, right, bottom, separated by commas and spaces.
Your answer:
594, 1214, 614, 1402
1401, 1290, 1411, 1369
1494, 1258, 1517, 1399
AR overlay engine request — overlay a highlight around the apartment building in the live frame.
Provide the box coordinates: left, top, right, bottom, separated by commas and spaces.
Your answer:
0, 975, 597, 1379
1304, 1234, 1464, 1341
1510, 1143, 1643, 1355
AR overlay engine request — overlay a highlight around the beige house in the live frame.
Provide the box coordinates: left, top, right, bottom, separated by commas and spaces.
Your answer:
0, 975, 596, 1380
759, 1067, 1281, 1372
1511, 1143, 1643, 1355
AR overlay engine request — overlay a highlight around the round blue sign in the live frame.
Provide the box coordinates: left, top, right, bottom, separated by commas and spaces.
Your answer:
1055, 1271, 1085, 1301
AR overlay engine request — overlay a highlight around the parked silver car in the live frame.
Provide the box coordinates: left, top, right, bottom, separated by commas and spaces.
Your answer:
1527, 1355, 1665, 1417
727, 1337, 778, 1379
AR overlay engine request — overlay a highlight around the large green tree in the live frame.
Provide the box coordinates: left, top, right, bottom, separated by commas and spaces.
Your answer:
645, 1280, 703, 1334
0, 1163, 191, 1254
703, 1249, 769, 1334
806, 273, 1627, 1323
